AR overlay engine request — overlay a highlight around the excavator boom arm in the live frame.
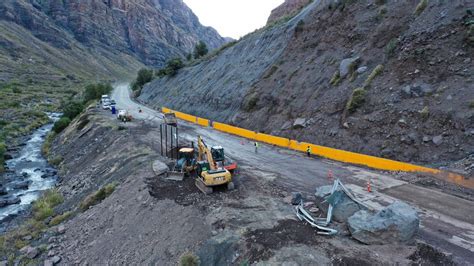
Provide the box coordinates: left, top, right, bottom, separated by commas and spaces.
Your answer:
197, 136, 217, 170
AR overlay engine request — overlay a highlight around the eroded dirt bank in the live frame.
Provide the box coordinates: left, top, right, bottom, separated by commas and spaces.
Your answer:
30, 107, 456, 265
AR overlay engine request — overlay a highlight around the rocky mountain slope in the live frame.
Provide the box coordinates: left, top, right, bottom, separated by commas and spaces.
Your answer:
139, 0, 474, 170
0, 0, 226, 85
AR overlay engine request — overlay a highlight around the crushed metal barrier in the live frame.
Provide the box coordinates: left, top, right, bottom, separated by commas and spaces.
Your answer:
295, 179, 367, 236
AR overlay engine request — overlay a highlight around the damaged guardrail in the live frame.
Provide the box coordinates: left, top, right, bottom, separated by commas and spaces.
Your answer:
295, 179, 368, 236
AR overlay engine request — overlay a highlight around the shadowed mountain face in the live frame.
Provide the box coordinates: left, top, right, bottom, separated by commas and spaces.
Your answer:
0, 0, 226, 83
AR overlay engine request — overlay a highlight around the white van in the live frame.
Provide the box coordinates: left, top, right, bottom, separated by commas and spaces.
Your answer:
101, 95, 110, 103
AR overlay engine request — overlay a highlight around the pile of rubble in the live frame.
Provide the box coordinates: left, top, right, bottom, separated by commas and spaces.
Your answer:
292, 179, 420, 244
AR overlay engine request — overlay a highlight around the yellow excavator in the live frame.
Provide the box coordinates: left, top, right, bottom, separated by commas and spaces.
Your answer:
195, 136, 234, 194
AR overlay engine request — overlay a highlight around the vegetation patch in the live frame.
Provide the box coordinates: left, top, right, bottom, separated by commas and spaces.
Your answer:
420, 106, 430, 120
347, 88, 367, 113
41, 132, 56, 155
469, 100, 474, 109
179, 252, 200, 266
156, 58, 185, 78
49, 211, 73, 226
79, 183, 117, 211
48, 155, 63, 166
364, 64, 384, 87
32, 189, 64, 221
415, 0, 428, 16
385, 38, 398, 58
330, 71, 341, 86
52, 117, 71, 134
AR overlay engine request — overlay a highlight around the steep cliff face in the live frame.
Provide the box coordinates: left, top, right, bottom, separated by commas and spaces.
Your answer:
139, 0, 474, 170
3, 0, 226, 67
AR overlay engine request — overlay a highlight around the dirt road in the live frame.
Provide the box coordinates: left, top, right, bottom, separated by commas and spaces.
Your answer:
113, 84, 474, 264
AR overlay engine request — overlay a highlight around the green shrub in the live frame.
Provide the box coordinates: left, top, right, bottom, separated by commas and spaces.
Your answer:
194, 41, 208, 59
32, 190, 63, 221
79, 183, 116, 211
12, 87, 22, 94
52, 117, 71, 133
41, 132, 56, 155
415, 0, 428, 16
62, 101, 84, 120
347, 88, 367, 113
420, 106, 430, 120
179, 252, 200, 266
264, 65, 278, 79
83, 83, 113, 102
365, 64, 384, 87
48, 155, 63, 166
385, 38, 398, 57
330, 71, 341, 86
49, 211, 73, 226
469, 100, 474, 109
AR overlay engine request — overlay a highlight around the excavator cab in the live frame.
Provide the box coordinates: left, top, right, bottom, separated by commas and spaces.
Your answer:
176, 148, 196, 174
211, 146, 225, 162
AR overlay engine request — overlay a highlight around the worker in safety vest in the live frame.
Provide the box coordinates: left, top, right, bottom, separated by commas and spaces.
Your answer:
254, 142, 259, 153
306, 146, 312, 157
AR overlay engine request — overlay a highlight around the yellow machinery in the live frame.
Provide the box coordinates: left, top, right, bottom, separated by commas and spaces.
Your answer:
195, 136, 234, 194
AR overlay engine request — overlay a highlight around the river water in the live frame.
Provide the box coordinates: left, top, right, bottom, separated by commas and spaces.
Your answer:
0, 113, 61, 222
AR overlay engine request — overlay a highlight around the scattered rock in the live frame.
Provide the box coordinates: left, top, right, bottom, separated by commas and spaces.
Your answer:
422, 136, 430, 142
48, 250, 55, 257
356, 66, 368, 74
34, 168, 41, 172
57, 225, 66, 235
12, 180, 31, 190
22, 246, 39, 259
339, 56, 360, 78
293, 118, 307, 129
348, 201, 419, 245
343, 122, 350, 129
446, 94, 453, 100
0, 261, 7, 266
22, 235, 32, 241
52, 256, 61, 264
400, 83, 433, 98
291, 192, 303, 205
432, 135, 443, 146
0, 187, 6, 196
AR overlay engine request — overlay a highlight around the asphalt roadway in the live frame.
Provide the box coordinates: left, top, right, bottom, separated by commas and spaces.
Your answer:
113, 84, 474, 264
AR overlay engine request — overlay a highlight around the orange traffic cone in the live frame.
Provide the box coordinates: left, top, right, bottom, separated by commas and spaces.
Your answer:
367, 180, 372, 193
327, 170, 333, 180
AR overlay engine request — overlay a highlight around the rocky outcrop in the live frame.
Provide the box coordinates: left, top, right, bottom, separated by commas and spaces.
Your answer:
267, 0, 312, 25
1, 0, 226, 68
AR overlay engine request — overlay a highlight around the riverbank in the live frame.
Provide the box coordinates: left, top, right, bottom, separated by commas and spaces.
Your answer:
0, 113, 61, 230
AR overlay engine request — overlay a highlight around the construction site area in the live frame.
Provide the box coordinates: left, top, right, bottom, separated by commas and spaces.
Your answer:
16, 83, 468, 265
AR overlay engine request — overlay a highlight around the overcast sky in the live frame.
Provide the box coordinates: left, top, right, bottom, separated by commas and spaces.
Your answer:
183, 0, 285, 39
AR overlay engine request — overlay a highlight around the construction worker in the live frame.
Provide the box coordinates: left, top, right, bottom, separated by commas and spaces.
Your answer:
254, 142, 259, 153
306, 146, 312, 157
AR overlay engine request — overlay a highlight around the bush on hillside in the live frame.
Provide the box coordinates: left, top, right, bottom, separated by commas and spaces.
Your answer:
156, 58, 185, 77
131, 68, 154, 91
194, 41, 208, 59
83, 83, 113, 102
79, 183, 116, 211
347, 88, 367, 113
52, 117, 71, 133
62, 101, 84, 120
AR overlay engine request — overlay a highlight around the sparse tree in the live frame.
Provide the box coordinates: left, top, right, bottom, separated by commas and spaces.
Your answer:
193, 41, 208, 59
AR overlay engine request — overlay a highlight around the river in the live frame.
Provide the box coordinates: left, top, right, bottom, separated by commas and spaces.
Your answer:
0, 113, 61, 223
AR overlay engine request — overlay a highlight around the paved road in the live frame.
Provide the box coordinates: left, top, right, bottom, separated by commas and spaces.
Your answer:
113, 84, 474, 264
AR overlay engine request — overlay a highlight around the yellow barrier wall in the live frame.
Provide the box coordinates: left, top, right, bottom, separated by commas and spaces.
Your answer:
160, 107, 472, 184
197, 117, 210, 127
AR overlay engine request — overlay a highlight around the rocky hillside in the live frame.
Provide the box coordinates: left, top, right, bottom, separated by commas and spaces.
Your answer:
139, 0, 474, 171
0, 0, 226, 85
267, 0, 312, 24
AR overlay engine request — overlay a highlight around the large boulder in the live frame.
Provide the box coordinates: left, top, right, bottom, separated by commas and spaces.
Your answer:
314, 185, 362, 223
339, 56, 360, 78
348, 201, 419, 245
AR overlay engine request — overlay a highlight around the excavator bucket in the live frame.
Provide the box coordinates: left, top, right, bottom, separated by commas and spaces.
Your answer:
165, 171, 185, 181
